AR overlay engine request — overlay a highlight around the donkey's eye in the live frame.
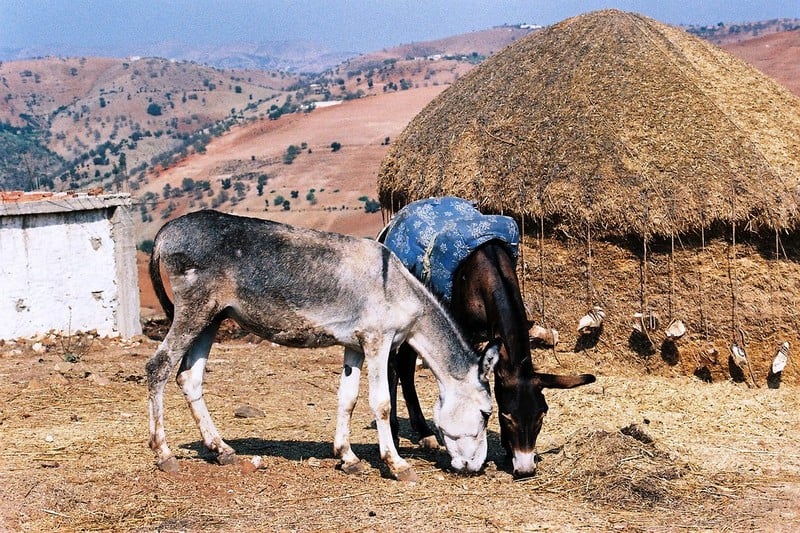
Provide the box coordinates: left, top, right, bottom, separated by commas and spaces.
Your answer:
481, 410, 491, 423
501, 412, 516, 426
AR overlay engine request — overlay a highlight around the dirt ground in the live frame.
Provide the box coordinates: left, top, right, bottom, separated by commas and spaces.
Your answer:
1, 325, 798, 532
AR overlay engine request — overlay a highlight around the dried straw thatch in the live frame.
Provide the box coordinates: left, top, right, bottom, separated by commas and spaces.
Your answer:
377, 10, 800, 238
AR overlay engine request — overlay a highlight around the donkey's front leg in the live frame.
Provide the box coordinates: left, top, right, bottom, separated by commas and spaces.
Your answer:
333, 347, 368, 474
366, 341, 418, 482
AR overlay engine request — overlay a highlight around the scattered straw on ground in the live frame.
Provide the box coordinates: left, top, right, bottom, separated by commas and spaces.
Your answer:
1, 334, 798, 531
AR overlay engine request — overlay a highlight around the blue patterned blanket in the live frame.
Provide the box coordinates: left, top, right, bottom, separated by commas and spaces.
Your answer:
381, 196, 519, 303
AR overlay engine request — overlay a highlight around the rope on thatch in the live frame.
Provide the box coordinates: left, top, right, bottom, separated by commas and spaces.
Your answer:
694, 205, 713, 341
586, 220, 594, 309
773, 228, 790, 261
728, 191, 739, 343
638, 235, 656, 348
669, 229, 675, 320
538, 213, 546, 325
482, 125, 517, 146
639, 187, 652, 316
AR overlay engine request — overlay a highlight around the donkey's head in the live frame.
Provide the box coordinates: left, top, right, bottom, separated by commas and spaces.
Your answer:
433, 342, 499, 473
496, 371, 596, 478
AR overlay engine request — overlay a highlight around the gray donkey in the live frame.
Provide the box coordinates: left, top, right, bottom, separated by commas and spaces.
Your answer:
146, 210, 498, 481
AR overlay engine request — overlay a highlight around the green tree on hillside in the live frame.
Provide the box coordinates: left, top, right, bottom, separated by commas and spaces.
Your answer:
256, 174, 268, 196
283, 145, 301, 164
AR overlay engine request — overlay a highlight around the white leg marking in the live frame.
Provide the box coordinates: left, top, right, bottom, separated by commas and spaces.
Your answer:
177, 324, 234, 461
177, 353, 234, 459
365, 340, 413, 478
334, 348, 364, 470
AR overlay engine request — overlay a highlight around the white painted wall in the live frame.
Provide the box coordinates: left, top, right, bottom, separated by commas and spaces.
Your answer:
0, 195, 141, 340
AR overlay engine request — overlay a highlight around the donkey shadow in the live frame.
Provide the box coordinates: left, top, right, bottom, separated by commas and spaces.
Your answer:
179, 418, 504, 478
180, 437, 391, 477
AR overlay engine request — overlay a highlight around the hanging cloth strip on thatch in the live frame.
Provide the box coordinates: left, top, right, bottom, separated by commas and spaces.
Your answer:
381, 196, 519, 303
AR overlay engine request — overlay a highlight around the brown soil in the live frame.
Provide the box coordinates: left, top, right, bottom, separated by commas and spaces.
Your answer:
1, 323, 798, 531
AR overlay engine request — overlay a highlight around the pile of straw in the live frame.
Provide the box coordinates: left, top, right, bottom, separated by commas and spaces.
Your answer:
527, 425, 738, 512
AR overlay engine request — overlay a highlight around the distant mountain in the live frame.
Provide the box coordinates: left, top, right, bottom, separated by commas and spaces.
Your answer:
0, 39, 357, 73
686, 18, 800, 44
0, 55, 301, 194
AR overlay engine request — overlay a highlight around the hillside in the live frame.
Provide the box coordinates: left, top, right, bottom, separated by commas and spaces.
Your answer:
0, 26, 535, 197
0, 56, 300, 191
134, 85, 447, 243
722, 28, 800, 96
0, 39, 356, 74
687, 18, 800, 44
129, 28, 545, 238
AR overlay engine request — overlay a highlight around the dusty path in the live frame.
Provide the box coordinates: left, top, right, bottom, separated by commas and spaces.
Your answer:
1, 335, 798, 531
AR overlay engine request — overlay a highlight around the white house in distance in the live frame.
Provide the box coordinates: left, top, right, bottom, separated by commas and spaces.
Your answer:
0, 190, 141, 340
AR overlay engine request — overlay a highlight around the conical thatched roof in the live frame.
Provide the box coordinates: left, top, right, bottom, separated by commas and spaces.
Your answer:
377, 10, 800, 238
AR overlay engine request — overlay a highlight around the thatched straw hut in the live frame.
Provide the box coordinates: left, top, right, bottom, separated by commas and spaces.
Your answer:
377, 10, 800, 385
378, 9, 800, 238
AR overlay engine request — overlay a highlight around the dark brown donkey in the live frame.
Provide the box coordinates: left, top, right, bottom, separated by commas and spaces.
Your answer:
381, 197, 595, 477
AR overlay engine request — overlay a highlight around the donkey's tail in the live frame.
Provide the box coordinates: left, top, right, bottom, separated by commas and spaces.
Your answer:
149, 239, 174, 322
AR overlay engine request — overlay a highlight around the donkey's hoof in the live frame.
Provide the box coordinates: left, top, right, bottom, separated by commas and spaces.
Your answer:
157, 456, 180, 473
418, 435, 440, 450
340, 460, 370, 475
395, 466, 419, 483
217, 451, 238, 466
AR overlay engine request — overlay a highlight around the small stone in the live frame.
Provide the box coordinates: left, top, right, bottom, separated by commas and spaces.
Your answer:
240, 455, 263, 474
240, 461, 257, 474
49, 374, 70, 385
54, 361, 73, 374
234, 405, 265, 418
88, 373, 110, 386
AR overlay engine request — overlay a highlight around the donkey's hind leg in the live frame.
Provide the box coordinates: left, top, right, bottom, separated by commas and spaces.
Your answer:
146, 321, 209, 472
396, 344, 438, 449
146, 303, 221, 472
175, 316, 236, 465
333, 347, 368, 474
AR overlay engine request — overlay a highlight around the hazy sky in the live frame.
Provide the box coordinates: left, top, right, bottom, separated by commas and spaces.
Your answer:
3, 0, 799, 54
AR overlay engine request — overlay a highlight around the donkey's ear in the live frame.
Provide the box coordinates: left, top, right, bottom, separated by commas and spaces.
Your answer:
480, 340, 501, 382
536, 373, 596, 389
